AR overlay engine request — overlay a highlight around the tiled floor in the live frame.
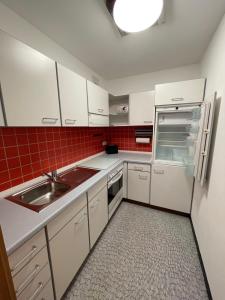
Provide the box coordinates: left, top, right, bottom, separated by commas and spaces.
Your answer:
64, 202, 208, 300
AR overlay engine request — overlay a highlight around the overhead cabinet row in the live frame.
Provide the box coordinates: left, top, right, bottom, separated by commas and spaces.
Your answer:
0, 30, 109, 127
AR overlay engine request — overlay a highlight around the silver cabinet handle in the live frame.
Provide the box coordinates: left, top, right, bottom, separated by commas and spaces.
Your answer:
171, 98, 184, 102
139, 175, 148, 180
42, 117, 58, 124
16, 264, 40, 296
144, 121, 152, 124
65, 119, 77, 124
11, 246, 37, 273
98, 108, 104, 112
154, 169, 164, 175
29, 282, 44, 300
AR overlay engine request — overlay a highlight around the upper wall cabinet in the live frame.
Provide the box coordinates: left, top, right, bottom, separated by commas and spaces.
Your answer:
87, 81, 109, 115
155, 79, 206, 106
129, 91, 155, 125
0, 30, 60, 126
57, 64, 88, 126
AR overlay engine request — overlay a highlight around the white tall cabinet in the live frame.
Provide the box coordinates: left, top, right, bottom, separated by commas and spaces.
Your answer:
129, 91, 155, 125
0, 30, 60, 126
57, 64, 88, 126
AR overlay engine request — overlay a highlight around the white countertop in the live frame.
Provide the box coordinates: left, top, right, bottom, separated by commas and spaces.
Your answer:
0, 151, 152, 255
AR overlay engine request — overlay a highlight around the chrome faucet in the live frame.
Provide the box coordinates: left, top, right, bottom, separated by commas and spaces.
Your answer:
43, 170, 58, 182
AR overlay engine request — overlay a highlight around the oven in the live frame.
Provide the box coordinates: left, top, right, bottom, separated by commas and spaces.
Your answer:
108, 165, 123, 219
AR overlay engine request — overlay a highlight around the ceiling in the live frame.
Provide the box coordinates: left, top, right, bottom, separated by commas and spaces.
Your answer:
1, 0, 225, 80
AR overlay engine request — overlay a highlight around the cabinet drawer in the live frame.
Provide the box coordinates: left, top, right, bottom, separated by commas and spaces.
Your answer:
13, 246, 49, 297
36, 280, 54, 300
128, 170, 150, 204
155, 79, 205, 106
50, 206, 89, 300
88, 177, 107, 200
9, 229, 46, 277
128, 163, 150, 172
88, 186, 108, 248
17, 264, 51, 300
47, 193, 87, 240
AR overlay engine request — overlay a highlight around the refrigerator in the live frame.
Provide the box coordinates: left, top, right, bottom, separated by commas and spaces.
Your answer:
151, 94, 216, 213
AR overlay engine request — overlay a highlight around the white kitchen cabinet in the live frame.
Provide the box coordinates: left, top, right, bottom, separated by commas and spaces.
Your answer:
155, 79, 205, 106
87, 80, 109, 115
49, 206, 89, 300
128, 163, 151, 204
57, 64, 88, 126
150, 164, 193, 213
88, 186, 108, 248
88, 113, 109, 127
0, 30, 60, 126
129, 91, 155, 125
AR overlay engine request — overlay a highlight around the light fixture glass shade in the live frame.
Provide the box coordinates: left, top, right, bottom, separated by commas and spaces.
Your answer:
113, 0, 164, 33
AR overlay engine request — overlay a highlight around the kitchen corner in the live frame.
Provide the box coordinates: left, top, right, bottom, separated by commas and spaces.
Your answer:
0, 151, 152, 255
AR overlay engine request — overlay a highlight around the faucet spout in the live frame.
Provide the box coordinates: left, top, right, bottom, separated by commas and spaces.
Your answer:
43, 170, 58, 182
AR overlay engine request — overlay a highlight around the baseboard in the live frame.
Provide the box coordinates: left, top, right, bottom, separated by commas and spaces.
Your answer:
190, 219, 213, 300
123, 198, 190, 217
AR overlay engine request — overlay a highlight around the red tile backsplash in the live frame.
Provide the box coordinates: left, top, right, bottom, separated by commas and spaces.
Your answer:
0, 127, 107, 192
108, 126, 152, 152
0, 125, 152, 192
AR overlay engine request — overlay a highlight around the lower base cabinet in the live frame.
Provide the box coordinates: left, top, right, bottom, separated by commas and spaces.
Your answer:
150, 164, 193, 213
48, 205, 89, 300
88, 186, 108, 248
128, 163, 151, 204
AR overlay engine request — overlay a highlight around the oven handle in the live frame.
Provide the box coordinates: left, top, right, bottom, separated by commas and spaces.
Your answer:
108, 171, 123, 188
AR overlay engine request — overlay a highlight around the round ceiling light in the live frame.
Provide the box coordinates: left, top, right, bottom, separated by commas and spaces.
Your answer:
113, 0, 164, 33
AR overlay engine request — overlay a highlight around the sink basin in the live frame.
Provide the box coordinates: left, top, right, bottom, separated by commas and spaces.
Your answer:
21, 181, 71, 205
6, 181, 71, 212
5, 167, 99, 212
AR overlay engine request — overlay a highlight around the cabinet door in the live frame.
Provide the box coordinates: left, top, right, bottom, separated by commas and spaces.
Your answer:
151, 164, 193, 213
0, 30, 60, 126
57, 64, 88, 126
87, 81, 109, 115
129, 91, 154, 125
128, 170, 150, 204
155, 79, 205, 106
88, 186, 108, 248
88, 113, 109, 127
49, 207, 89, 300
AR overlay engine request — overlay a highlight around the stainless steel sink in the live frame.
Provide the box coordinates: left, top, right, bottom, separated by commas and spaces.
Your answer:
5, 167, 99, 212
20, 181, 71, 205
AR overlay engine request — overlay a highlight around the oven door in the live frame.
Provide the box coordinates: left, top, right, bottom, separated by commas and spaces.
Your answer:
108, 170, 123, 206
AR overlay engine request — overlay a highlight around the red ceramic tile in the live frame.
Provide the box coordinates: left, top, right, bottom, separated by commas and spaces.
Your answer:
0, 126, 152, 192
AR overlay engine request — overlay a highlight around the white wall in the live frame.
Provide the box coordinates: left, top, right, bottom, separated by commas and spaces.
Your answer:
105, 64, 201, 95
191, 14, 225, 300
0, 2, 103, 85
